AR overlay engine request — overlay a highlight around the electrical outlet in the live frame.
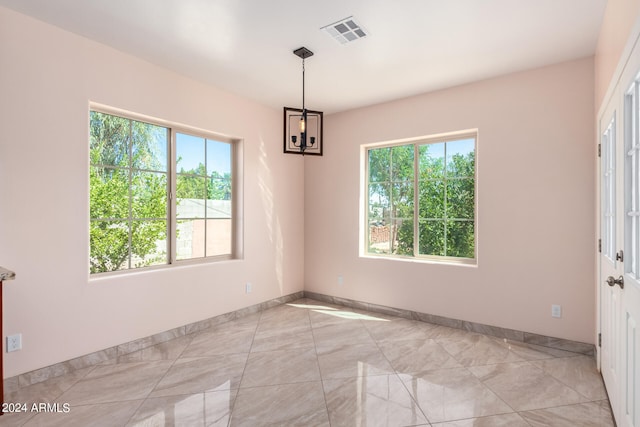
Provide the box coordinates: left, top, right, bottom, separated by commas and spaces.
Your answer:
245, 282, 252, 294
6, 334, 22, 352
338, 275, 344, 285
551, 304, 562, 318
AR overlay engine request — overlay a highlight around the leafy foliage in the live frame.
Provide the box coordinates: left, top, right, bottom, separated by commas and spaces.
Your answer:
89, 112, 168, 273
176, 163, 232, 201
368, 139, 475, 259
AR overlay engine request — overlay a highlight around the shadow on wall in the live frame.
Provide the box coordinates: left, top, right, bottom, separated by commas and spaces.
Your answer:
258, 138, 284, 294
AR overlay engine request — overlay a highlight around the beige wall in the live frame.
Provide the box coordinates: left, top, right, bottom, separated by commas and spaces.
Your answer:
305, 57, 595, 343
0, 7, 305, 377
595, 0, 640, 107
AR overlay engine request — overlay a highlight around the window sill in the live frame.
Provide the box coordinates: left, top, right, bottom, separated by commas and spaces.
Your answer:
88, 256, 241, 282
360, 253, 477, 267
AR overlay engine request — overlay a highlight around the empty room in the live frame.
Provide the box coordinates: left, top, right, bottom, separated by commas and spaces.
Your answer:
0, 1, 639, 426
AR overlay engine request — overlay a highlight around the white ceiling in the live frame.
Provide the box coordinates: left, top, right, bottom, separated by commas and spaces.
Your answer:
0, 0, 607, 114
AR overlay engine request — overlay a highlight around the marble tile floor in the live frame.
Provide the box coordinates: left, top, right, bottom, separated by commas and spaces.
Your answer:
0, 299, 615, 426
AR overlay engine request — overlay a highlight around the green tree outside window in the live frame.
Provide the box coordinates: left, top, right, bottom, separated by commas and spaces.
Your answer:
367, 136, 475, 259
89, 111, 168, 273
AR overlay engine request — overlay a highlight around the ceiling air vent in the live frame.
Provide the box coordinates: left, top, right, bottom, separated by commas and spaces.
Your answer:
321, 16, 367, 44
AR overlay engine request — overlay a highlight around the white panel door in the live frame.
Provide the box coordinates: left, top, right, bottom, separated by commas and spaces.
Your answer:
620, 71, 640, 427
621, 282, 639, 427
600, 104, 623, 415
599, 31, 640, 427
619, 42, 640, 427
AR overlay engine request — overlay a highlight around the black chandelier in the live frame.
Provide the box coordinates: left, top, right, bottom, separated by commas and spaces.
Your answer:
284, 47, 323, 155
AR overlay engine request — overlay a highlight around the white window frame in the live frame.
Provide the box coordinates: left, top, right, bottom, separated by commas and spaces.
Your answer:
89, 104, 242, 276
362, 130, 478, 265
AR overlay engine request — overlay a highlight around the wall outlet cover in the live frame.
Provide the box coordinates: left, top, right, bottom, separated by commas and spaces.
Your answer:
6, 334, 22, 352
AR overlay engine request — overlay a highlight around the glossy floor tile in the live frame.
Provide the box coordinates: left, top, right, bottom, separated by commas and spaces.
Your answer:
398, 368, 512, 423
0, 298, 616, 426
323, 375, 428, 426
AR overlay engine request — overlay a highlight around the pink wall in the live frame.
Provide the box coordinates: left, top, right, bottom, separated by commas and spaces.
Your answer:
2, 3, 628, 377
0, 7, 305, 377
595, 0, 640, 107
305, 58, 596, 343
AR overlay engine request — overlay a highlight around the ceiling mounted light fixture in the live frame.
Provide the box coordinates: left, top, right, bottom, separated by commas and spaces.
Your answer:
284, 47, 323, 156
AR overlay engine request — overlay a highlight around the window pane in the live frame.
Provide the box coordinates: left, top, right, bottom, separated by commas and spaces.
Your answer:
419, 143, 445, 179
206, 191, 232, 220
132, 171, 167, 219
392, 218, 413, 256
446, 178, 475, 219
176, 176, 206, 218
208, 174, 232, 202
446, 220, 475, 258
368, 219, 391, 254
369, 183, 390, 219
603, 118, 616, 261
176, 133, 235, 262
391, 145, 414, 182
369, 148, 390, 183
89, 111, 173, 274
90, 111, 130, 167
90, 220, 130, 273
207, 140, 232, 207
176, 174, 207, 198
207, 139, 231, 177
177, 133, 205, 174
130, 220, 167, 267
131, 121, 168, 172
391, 181, 414, 217
418, 179, 445, 219
90, 167, 129, 220
419, 220, 445, 256
206, 219, 232, 256
446, 138, 475, 177
176, 219, 205, 260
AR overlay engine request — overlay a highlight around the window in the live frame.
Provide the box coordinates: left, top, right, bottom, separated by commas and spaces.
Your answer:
365, 132, 476, 262
625, 77, 640, 278
89, 108, 237, 274
602, 116, 616, 263
175, 133, 232, 260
